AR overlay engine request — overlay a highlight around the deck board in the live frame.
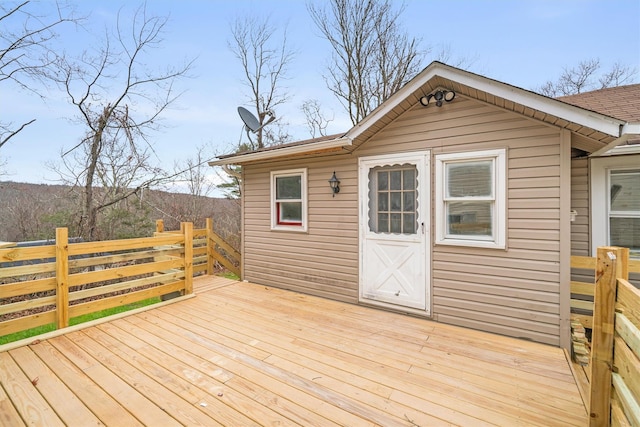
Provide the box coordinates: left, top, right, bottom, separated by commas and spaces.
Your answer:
0, 276, 588, 426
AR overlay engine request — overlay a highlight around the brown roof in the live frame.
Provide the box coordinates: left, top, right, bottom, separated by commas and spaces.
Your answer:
557, 84, 640, 122
218, 132, 345, 159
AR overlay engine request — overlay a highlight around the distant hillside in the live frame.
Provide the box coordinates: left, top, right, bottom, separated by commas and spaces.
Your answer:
0, 181, 240, 245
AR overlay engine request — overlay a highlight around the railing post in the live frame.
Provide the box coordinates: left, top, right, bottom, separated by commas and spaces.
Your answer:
55, 227, 70, 329
589, 246, 629, 426
206, 218, 214, 275
156, 219, 164, 233
182, 222, 193, 294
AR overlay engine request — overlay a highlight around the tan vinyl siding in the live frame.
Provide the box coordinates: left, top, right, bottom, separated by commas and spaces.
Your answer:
359, 98, 563, 345
571, 157, 590, 255
243, 156, 359, 302
242, 97, 566, 345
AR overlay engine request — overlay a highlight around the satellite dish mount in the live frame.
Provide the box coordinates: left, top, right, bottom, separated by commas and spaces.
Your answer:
237, 106, 275, 144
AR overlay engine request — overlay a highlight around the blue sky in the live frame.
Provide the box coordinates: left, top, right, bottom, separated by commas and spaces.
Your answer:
1, 0, 639, 189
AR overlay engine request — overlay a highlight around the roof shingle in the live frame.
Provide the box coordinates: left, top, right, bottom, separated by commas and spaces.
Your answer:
557, 84, 640, 122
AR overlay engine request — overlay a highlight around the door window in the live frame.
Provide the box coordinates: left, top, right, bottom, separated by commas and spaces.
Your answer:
367, 165, 418, 234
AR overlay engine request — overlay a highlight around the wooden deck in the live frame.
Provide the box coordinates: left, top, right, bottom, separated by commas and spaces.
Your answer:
0, 276, 588, 426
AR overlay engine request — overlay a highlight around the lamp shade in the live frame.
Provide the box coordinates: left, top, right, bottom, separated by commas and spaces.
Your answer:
328, 171, 340, 196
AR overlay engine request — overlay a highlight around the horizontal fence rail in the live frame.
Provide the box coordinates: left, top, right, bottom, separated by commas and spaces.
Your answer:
570, 256, 640, 330
0, 223, 193, 337
1, 218, 240, 340
155, 218, 240, 278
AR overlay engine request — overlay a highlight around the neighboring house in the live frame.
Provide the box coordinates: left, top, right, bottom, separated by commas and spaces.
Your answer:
210, 62, 640, 348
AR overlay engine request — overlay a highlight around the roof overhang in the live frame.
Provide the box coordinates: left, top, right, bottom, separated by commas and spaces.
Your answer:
590, 126, 640, 157
346, 62, 627, 149
208, 136, 352, 166
211, 62, 634, 165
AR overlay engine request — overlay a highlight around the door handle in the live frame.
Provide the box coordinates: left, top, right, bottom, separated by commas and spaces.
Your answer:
421, 222, 425, 234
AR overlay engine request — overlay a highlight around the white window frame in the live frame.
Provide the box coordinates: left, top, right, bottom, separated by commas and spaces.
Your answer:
270, 168, 308, 232
591, 155, 640, 258
435, 149, 506, 249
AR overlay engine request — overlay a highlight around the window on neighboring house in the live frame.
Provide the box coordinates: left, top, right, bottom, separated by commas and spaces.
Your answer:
435, 149, 506, 249
592, 156, 640, 259
271, 168, 307, 231
609, 169, 640, 257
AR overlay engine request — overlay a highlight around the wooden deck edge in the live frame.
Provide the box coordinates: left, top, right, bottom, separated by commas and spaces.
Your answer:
0, 293, 196, 354
563, 347, 590, 415
192, 276, 239, 293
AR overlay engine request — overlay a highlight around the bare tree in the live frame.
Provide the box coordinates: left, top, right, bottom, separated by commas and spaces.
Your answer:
164, 144, 219, 222
537, 58, 638, 97
308, 0, 423, 125
49, 4, 193, 241
433, 43, 477, 70
0, 182, 77, 241
229, 14, 295, 149
301, 98, 333, 138
0, 1, 77, 150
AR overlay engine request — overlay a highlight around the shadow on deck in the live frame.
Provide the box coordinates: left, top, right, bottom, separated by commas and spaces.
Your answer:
0, 275, 588, 426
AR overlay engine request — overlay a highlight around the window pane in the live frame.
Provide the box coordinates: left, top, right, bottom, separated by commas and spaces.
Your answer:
403, 214, 416, 234
390, 170, 402, 190
377, 171, 388, 190
403, 192, 415, 212
390, 213, 402, 233
390, 192, 402, 211
276, 176, 301, 199
279, 202, 302, 222
610, 217, 640, 255
378, 192, 388, 211
403, 169, 415, 190
378, 213, 388, 233
447, 161, 492, 197
610, 170, 640, 212
447, 201, 492, 236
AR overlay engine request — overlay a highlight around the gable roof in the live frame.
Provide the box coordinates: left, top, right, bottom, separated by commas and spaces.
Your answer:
210, 62, 640, 165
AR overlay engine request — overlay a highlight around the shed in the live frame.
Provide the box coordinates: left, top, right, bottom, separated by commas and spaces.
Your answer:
210, 62, 640, 348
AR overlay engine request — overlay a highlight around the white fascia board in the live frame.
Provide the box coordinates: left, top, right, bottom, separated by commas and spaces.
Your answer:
347, 63, 626, 141
208, 137, 353, 166
621, 122, 640, 135
590, 124, 640, 157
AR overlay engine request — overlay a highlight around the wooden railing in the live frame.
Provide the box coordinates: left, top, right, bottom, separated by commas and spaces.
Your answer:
570, 255, 640, 330
0, 223, 193, 337
586, 247, 640, 426
155, 218, 240, 278
0, 218, 241, 339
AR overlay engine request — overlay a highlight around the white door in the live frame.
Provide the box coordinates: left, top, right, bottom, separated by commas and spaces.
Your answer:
359, 152, 430, 312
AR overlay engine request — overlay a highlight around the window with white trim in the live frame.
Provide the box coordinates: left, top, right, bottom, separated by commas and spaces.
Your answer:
435, 149, 506, 248
271, 168, 307, 231
591, 156, 640, 259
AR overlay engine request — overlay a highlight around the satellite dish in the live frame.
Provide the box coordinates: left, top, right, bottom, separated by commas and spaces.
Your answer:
237, 107, 261, 133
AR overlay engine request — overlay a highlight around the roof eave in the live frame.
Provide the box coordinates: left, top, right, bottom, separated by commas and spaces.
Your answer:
590, 122, 640, 157
208, 137, 353, 166
346, 62, 626, 142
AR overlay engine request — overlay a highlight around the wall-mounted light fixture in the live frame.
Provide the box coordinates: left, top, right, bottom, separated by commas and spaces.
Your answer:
419, 90, 456, 107
328, 171, 340, 197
